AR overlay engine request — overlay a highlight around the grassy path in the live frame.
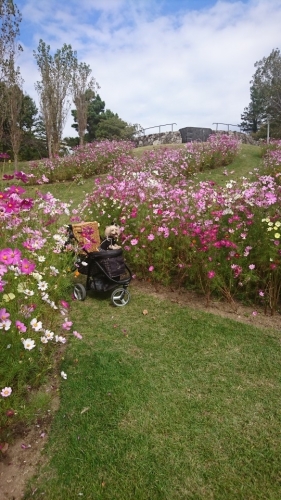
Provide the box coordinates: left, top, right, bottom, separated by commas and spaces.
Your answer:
24, 288, 281, 499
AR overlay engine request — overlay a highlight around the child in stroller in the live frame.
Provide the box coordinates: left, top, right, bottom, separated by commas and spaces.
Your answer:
67, 222, 132, 307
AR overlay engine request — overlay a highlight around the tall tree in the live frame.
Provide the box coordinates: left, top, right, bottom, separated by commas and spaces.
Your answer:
95, 110, 138, 140
240, 85, 266, 133
72, 62, 99, 146
251, 48, 281, 125
20, 94, 38, 132
71, 93, 105, 142
0, 84, 45, 161
34, 40, 77, 157
0, 0, 22, 142
5, 56, 23, 167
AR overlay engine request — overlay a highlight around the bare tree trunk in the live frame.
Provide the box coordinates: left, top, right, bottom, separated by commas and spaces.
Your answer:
72, 61, 99, 146
0, 0, 22, 147
6, 56, 23, 168
34, 40, 76, 158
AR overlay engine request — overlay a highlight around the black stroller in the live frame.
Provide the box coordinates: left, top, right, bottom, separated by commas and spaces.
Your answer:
66, 222, 132, 307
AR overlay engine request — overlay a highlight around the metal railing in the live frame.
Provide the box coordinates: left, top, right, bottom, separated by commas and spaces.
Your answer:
213, 122, 241, 132
141, 123, 177, 135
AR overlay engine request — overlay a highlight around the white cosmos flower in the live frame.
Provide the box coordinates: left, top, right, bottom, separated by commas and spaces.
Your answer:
38, 281, 48, 291
32, 272, 43, 281
41, 336, 48, 344
55, 335, 66, 344
0, 319, 11, 330
22, 338, 36, 350
49, 266, 59, 276
61, 371, 67, 380
44, 330, 54, 340
30, 318, 43, 331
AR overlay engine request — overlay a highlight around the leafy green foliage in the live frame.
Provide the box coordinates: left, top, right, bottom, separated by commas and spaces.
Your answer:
70, 93, 139, 142
242, 48, 281, 138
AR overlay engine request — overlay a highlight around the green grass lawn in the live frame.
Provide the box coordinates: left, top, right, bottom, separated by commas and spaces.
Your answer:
19, 143, 281, 499
24, 289, 281, 500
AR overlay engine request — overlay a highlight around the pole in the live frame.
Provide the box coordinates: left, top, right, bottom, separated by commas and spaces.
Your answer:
267, 118, 270, 144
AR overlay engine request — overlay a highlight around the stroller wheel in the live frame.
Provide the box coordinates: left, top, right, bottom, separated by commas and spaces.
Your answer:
111, 288, 130, 307
73, 283, 87, 301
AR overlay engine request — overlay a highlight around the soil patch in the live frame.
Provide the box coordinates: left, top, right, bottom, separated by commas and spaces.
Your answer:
132, 279, 281, 333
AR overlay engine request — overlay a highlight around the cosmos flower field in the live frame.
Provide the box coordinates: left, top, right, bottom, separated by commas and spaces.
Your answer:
1, 134, 281, 435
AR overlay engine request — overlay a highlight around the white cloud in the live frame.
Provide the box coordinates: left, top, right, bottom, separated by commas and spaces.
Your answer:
15, 0, 281, 136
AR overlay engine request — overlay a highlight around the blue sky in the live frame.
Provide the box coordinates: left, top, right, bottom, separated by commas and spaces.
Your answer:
14, 0, 281, 137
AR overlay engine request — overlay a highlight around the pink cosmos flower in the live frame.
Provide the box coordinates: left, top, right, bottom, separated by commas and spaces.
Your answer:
0, 280, 7, 292
148, 266, 154, 272
1, 387, 12, 397
0, 264, 8, 275
0, 308, 10, 321
15, 320, 27, 333
73, 330, 83, 340
62, 319, 73, 330
207, 271, 216, 279
130, 238, 138, 246
147, 234, 155, 241
249, 264, 255, 270
20, 304, 36, 318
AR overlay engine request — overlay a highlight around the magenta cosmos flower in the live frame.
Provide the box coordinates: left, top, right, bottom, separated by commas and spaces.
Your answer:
6, 185, 26, 195
0, 248, 15, 265
19, 258, 36, 275
60, 300, 70, 309
15, 320, 27, 333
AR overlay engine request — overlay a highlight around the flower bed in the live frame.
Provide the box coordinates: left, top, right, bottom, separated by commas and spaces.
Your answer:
0, 185, 82, 438
70, 136, 281, 314
20, 140, 135, 184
